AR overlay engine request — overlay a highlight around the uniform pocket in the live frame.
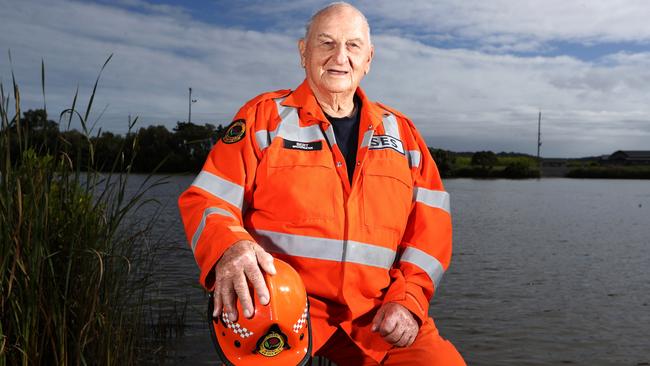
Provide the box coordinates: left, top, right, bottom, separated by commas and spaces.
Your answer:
362, 158, 413, 237
254, 143, 337, 223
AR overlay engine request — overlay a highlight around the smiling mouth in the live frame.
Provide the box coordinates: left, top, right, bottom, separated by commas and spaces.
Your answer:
327, 69, 349, 76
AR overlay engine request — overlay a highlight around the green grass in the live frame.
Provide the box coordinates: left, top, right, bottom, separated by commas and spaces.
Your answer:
452, 155, 537, 168
454, 156, 471, 166
495, 156, 538, 167
1, 56, 179, 365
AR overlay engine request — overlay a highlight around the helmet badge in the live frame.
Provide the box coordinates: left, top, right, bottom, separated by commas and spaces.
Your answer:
256, 324, 290, 357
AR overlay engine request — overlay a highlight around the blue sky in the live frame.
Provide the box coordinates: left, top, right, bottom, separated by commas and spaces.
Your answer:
2, 0, 650, 157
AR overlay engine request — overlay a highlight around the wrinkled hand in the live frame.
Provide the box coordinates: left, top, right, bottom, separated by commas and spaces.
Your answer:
371, 302, 419, 347
212, 240, 276, 322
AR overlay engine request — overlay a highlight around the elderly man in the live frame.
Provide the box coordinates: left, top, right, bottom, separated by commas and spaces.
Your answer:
179, 2, 465, 365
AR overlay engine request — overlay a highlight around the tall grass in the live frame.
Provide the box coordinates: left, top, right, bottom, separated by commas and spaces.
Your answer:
0, 56, 171, 365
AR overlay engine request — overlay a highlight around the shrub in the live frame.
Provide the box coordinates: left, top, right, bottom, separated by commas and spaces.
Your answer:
471, 151, 497, 169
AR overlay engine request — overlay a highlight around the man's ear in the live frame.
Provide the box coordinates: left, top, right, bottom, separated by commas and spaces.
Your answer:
365, 45, 375, 75
298, 39, 306, 68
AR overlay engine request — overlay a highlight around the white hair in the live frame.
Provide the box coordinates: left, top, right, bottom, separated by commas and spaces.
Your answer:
303, 2, 372, 44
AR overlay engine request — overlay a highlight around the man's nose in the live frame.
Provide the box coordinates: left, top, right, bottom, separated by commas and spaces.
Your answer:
333, 44, 348, 64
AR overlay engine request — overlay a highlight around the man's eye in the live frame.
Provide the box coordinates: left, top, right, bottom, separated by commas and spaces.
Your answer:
348, 43, 360, 49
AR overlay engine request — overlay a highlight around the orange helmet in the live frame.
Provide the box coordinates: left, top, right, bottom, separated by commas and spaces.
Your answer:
208, 258, 312, 365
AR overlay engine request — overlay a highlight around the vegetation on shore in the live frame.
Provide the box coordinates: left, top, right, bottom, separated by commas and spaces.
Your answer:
8, 108, 224, 174
567, 166, 650, 179
1, 58, 181, 365
430, 149, 541, 179
17, 109, 544, 179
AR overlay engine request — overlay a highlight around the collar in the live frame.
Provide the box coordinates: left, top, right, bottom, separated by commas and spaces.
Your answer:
282, 79, 386, 129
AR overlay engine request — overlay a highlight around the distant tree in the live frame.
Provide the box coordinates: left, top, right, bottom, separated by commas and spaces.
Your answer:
6, 110, 232, 173
503, 161, 539, 179
59, 129, 89, 168
132, 125, 173, 172
17, 109, 59, 156
93, 131, 125, 170
429, 148, 455, 178
172, 121, 222, 172
215, 124, 226, 140
471, 151, 497, 170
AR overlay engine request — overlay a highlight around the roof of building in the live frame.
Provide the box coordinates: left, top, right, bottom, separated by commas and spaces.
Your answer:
609, 150, 650, 160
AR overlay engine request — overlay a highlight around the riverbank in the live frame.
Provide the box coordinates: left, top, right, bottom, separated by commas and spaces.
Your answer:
431, 149, 650, 179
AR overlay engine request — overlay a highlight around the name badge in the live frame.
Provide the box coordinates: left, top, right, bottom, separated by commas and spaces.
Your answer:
283, 139, 323, 151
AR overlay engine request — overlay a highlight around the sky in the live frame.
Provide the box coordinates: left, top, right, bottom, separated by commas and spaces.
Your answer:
2, 0, 650, 157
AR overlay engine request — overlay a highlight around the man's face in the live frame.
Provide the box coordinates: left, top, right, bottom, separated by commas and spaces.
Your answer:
299, 7, 374, 97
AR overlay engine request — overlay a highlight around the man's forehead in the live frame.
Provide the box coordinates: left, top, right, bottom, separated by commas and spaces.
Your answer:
316, 32, 364, 42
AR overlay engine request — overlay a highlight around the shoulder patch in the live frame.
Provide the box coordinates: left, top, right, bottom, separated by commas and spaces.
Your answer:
222, 119, 246, 144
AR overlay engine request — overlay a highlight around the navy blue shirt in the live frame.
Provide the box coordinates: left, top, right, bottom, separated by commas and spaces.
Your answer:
326, 96, 361, 184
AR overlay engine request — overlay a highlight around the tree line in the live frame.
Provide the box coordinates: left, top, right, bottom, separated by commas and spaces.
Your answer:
429, 148, 541, 178
6, 109, 226, 173
8, 109, 540, 178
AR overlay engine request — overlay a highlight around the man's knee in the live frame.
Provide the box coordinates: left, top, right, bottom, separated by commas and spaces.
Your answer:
382, 318, 466, 366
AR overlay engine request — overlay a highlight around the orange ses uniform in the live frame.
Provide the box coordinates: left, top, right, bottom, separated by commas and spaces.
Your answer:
179, 80, 456, 364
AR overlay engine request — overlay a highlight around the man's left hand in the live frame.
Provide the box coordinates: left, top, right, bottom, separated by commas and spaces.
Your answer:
371, 302, 419, 347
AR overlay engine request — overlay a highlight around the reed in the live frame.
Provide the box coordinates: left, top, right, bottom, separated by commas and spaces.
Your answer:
0, 55, 171, 365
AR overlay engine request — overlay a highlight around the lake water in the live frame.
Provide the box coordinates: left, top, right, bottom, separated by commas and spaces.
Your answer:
138, 176, 650, 365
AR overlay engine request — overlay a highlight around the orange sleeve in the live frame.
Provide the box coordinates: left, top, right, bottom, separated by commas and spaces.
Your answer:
383, 117, 452, 325
178, 102, 262, 290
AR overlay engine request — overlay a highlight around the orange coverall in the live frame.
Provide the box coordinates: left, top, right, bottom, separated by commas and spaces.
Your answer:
178, 80, 464, 364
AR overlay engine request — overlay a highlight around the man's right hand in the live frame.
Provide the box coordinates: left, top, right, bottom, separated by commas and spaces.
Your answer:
212, 240, 276, 321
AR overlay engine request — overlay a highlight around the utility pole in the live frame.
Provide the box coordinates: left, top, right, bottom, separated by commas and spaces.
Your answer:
188, 87, 197, 123
537, 110, 542, 171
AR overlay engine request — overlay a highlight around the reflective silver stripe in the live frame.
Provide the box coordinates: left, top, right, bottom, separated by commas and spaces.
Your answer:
382, 114, 400, 138
275, 98, 298, 125
255, 129, 271, 150
323, 125, 337, 147
345, 240, 396, 268
191, 170, 244, 209
191, 207, 236, 252
400, 247, 444, 288
407, 150, 421, 168
274, 98, 323, 142
251, 230, 395, 269
414, 187, 450, 214
359, 129, 374, 148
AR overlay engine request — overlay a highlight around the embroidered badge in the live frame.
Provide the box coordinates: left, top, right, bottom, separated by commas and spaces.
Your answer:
222, 119, 246, 144
369, 135, 405, 154
256, 325, 290, 357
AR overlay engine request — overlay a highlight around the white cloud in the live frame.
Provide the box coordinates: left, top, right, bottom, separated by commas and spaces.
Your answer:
0, 0, 303, 132
234, 1, 650, 52
1, 0, 649, 157
356, 0, 650, 51
364, 35, 650, 156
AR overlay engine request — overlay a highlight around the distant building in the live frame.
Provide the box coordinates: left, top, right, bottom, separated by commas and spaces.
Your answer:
607, 150, 650, 165
541, 158, 567, 167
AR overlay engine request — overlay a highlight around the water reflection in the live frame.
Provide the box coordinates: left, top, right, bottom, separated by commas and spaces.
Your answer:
137, 176, 650, 365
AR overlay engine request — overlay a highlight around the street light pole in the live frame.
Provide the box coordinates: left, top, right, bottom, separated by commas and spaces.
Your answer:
188, 87, 192, 124
188, 88, 198, 123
